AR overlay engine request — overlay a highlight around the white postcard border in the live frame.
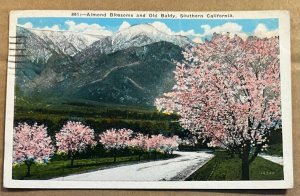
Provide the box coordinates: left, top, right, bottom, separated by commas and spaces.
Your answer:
3, 10, 293, 189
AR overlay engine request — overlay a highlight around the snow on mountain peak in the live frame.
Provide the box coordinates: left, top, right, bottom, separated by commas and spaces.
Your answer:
16, 23, 192, 63
29, 28, 100, 56
114, 23, 163, 37
111, 23, 192, 52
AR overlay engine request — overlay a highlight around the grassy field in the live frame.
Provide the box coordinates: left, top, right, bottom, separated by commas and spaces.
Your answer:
14, 98, 182, 138
265, 143, 283, 156
186, 151, 283, 181
15, 97, 171, 119
13, 153, 177, 180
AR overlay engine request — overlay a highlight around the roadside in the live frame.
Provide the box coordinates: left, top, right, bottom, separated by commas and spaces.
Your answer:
259, 154, 283, 165
186, 151, 283, 181
52, 151, 214, 181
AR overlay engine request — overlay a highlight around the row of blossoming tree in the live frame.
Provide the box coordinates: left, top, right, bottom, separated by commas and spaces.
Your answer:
13, 121, 180, 177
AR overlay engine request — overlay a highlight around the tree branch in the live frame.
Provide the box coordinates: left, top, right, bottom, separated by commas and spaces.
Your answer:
249, 144, 262, 164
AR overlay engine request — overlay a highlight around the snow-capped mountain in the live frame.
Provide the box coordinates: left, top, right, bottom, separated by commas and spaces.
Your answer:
16, 26, 101, 63
30, 28, 100, 56
78, 37, 113, 58
16, 23, 192, 62
15, 23, 192, 106
74, 23, 192, 64
16, 26, 53, 64
112, 24, 192, 52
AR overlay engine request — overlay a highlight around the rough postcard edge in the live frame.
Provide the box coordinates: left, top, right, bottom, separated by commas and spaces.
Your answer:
3, 10, 293, 189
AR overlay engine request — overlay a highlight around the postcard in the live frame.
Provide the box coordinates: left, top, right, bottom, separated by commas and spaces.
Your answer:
3, 10, 293, 189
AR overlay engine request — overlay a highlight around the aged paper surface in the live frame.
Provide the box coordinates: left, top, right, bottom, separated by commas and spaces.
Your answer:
4, 11, 292, 188
0, 0, 299, 195
2, 10, 292, 189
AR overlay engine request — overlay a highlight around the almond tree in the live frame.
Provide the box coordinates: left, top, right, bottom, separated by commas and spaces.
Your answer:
99, 128, 133, 163
145, 134, 166, 159
155, 33, 280, 180
127, 133, 148, 161
161, 135, 180, 154
13, 122, 54, 177
55, 121, 96, 167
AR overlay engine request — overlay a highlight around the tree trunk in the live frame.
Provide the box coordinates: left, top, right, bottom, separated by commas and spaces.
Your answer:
241, 141, 251, 180
154, 151, 157, 160
241, 156, 250, 180
138, 153, 141, 161
25, 161, 32, 177
113, 149, 117, 163
70, 157, 74, 167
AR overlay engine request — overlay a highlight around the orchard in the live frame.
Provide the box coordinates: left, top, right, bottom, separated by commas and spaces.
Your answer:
13, 121, 180, 177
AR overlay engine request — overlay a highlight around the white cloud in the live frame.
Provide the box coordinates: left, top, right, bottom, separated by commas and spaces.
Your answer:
254, 23, 278, 38
21, 20, 276, 42
119, 21, 131, 31
19, 22, 33, 29
19, 20, 113, 36
19, 22, 60, 31
176, 29, 201, 37
150, 21, 173, 35
200, 22, 243, 36
198, 22, 278, 40
43, 24, 60, 31
65, 20, 112, 36
116, 21, 202, 43
199, 22, 250, 40
146, 21, 248, 41
148, 21, 201, 37
192, 37, 203, 43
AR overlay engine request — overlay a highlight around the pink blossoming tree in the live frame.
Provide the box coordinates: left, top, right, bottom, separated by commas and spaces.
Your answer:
146, 135, 180, 157
55, 121, 96, 167
145, 134, 167, 159
13, 122, 54, 177
127, 133, 148, 161
155, 33, 280, 180
145, 134, 165, 153
161, 135, 180, 154
99, 128, 133, 163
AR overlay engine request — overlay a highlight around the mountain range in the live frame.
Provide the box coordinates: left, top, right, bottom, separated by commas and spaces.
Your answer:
15, 24, 194, 106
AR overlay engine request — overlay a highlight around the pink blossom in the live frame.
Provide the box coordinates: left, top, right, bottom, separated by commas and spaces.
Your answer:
145, 134, 165, 152
127, 133, 148, 151
13, 122, 54, 165
145, 134, 180, 153
55, 121, 96, 154
99, 128, 133, 150
155, 33, 280, 154
160, 135, 180, 154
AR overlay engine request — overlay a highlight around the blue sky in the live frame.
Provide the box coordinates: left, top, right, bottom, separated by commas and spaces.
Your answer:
18, 17, 279, 42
